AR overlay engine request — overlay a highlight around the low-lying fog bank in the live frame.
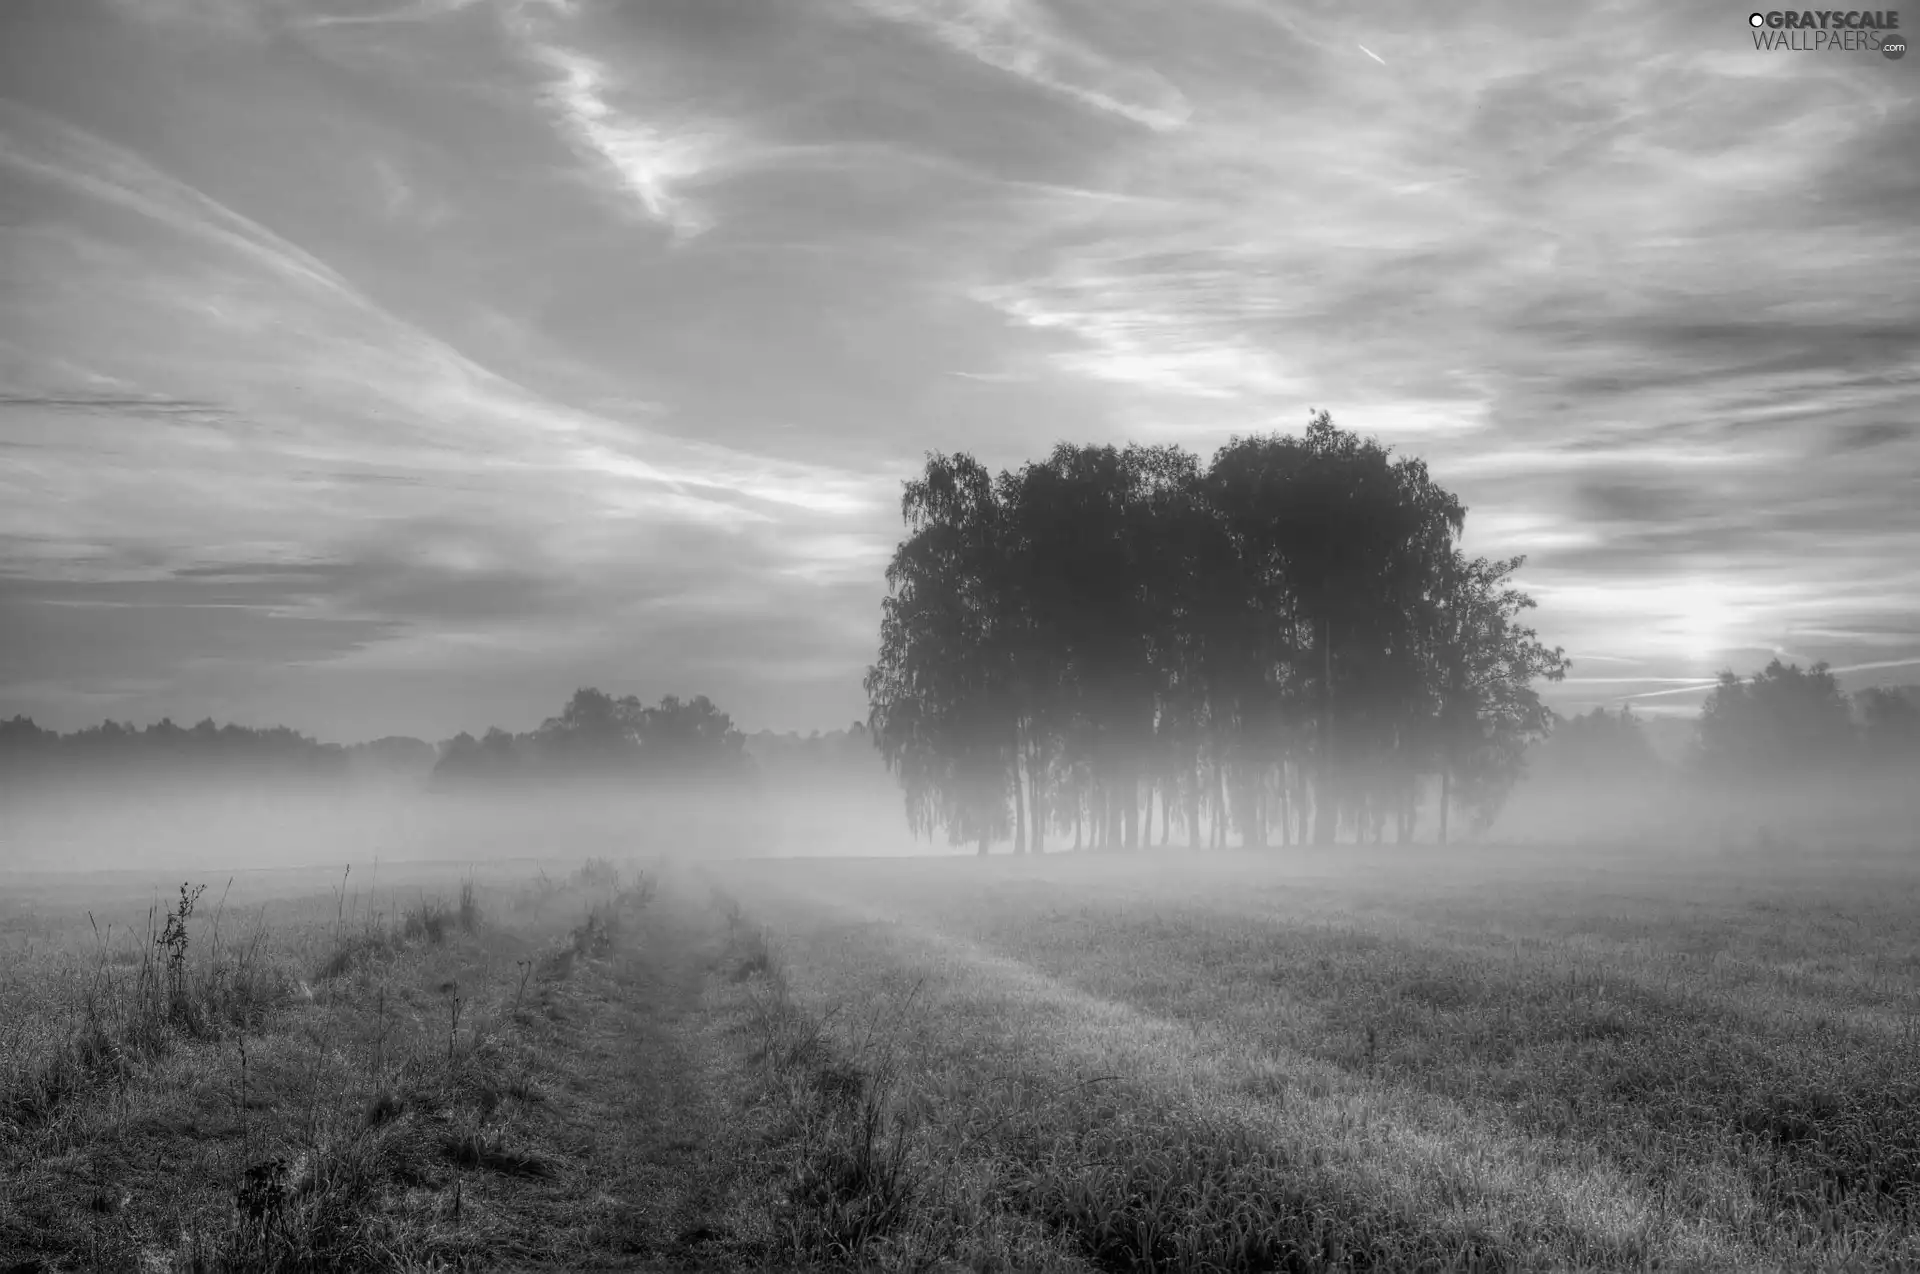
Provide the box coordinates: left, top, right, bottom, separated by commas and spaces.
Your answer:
0, 775, 920, 877
3, 765, 1915, 884
1490, 769, 1920, 851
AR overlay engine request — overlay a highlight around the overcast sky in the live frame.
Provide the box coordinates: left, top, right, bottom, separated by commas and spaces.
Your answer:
1, 0, 1916, 742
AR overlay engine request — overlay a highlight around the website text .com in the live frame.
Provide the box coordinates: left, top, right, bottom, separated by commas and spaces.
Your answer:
1749, 9, 1904, 50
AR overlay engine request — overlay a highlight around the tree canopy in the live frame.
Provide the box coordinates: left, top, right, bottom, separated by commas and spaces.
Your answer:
866, 413, 1570, 852
1535, 706, 1660, 782
429, 688, 752, 788
1857, 686, 1920, 764
1695, 659, 1856, 779
0, 714, 351, 785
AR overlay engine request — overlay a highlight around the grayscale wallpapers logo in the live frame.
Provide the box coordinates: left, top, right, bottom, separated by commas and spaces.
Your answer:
1747, 9, 1905, 55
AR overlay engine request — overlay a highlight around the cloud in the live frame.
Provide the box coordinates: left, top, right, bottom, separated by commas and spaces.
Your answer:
296, 0, 488, 27
0, 91, 897, 734
1830, 422, 1914, 453
3, 0, 1918, 738
0, 105, 874, 514
853, 0, 1192, 132
0, 102, 363, 301
520, 33, 731, 239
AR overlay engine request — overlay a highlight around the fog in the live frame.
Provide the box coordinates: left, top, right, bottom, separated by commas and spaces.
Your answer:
0, 772, 921, 879
1491, 768, 1920, 854
5, 757, 1915, 889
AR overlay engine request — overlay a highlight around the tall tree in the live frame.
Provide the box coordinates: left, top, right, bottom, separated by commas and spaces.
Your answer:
1206, 413, 1465, 845
866, 453, 1016, 853
1423, 551, 1569, 840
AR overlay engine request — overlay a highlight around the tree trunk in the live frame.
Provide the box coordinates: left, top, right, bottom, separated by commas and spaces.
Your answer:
1213, 763, 1228, 848
1187, 759, 1202, 850
1012, 740, 1028, 855
1122, 776, 1138, 851
1313, 768, 1337, 845
1161, 782, 1171, 846
1073, 797, 1082, 851
1029, 741, 1046, 854
1277, 771, 1290, 847
1316, 618, 1337, 846
1439, 767, 1451, 846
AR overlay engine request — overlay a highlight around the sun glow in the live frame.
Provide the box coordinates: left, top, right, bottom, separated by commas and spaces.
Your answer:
1668, 582, 1736, 664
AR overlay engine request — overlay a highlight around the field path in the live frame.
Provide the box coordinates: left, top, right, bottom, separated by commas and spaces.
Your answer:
711, 858, 1783, 1270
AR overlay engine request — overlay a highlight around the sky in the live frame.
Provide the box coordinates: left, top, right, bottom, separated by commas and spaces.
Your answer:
0, 0, 1916, 743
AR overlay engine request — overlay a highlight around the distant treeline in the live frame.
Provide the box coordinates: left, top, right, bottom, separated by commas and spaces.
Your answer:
744, 722, 893, 785
1536, 672, 1920, 785
864, 414, 1920, 853
427, 688, 887, 791
0, 691, 891, 796
428, 688, 754, 788
0, 715, 427, 784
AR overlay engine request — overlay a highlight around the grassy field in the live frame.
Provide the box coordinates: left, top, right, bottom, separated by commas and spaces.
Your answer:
0, 857, 833, 1272
702, 842, 1920, 1272
4, 841, 1919, 1271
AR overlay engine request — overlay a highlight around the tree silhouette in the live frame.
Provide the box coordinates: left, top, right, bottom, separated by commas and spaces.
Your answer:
1857, 687, 1920, 765
428, 688, 753, 789
1422, 551, 1568, 840
0, 714, 350, 785
1538, 706, 1659, 781
865, 453, 1019, 854
866, 414, 1568, 852
1697, 660, 1855, 779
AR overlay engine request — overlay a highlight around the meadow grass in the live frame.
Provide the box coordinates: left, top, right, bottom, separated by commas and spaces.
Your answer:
0, 857, 746, 1272
704, 841, 1920, 1272
6, 839, 1918, 1271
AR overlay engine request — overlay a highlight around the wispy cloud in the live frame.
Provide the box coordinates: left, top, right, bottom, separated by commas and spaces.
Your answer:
0, 90, 891, 735
0, 102, 361, 301
853, 0, 1192, 132
522, 35, 730, 240
296, 0, 487, 28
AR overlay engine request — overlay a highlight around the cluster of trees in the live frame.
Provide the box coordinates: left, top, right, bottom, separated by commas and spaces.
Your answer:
1529, 705, 1663, 785
865, 414, 1570, 853
0, 714, 355, 784
1503, 671, 1920, 814
430, 688, 753, 788
1696, 663, 1920, 778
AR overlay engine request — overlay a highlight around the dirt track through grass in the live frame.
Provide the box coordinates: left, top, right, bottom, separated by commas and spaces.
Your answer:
9, 845, 1920, 1271
707, 847, 1920, 1271
0, 863, 834, 1272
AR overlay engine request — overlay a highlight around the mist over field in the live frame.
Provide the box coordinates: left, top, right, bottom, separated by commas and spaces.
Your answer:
0, 727, 915, 877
